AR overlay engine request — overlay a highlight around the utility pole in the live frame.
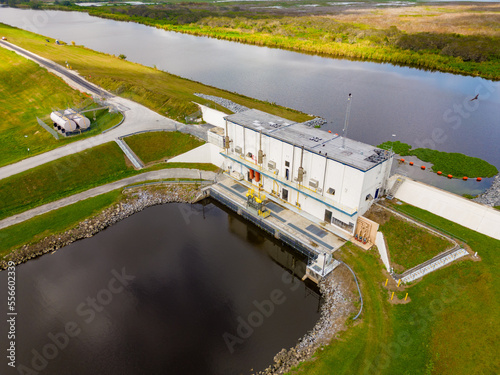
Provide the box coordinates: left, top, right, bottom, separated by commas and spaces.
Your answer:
342, 93, 353, 150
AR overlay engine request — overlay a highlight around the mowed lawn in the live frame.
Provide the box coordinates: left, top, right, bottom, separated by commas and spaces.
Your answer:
381, 216, 453, 271
0, 23, 312, 124
0, 189, 122, 257
0, 46, 124, 168
0, 142, 132, 220
125, 131, 204, 164
291, 207, 499, 375
0, 46, 85, 167
0, 139, 216, 221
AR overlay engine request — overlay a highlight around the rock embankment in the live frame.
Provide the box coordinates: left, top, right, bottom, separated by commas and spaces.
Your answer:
255, 269, 354, 375
474, 174, 500, 207
0, 185, 206, 270
194, 93, 249, 113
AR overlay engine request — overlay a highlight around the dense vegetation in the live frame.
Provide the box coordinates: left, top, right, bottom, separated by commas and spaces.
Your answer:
378, 141, 499, 178
27, 1, 500, 80
290, 203, 499, 375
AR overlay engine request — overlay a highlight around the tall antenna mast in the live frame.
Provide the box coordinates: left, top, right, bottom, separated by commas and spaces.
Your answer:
342, 93, 352, 149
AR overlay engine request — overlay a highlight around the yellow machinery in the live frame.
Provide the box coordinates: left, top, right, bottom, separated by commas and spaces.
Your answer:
246, 189, 271, 218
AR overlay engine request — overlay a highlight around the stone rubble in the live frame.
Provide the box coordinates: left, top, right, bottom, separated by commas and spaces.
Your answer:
194, 93, 327, 129
194, 93, 249, 113
302, 117, 328, 128
254, 271, 354, 375
474, 174, 500, 207
0, 185, 206, 270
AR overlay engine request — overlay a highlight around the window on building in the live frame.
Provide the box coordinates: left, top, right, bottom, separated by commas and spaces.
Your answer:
285, 161, 290, 167
327, 188, 335, 195
365, 194, 373, 201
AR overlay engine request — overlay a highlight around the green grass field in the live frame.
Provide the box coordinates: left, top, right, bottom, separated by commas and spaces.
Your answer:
0, 46, 124, 168
125, 131, 204, 164
290, 206, 499, 375
0, 141, 216, 221
380, 216, 452, 271
0, 189, 122, 257
0, 23, 312, 125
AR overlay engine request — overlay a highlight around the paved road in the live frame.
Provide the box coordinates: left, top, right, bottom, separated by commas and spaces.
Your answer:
0, 41, 213, 180
0, 169, 217, 230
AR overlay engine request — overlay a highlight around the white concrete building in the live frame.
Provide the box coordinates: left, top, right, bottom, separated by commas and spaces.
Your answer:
208, 108, 393, 236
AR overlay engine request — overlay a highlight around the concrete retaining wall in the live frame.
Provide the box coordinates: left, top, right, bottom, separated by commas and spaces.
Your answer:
168, 143, 225, 167
196, 103, 227, 128
394, 177, 500, 240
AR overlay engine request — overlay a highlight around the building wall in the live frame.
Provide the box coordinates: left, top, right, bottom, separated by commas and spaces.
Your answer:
224, 120, 390, 234
168, 143, 225, 167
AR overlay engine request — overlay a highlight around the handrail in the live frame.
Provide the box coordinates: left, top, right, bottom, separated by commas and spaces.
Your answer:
339, 260, 363, 320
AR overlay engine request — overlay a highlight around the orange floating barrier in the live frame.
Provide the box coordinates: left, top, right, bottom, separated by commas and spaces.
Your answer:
447, 174, 453, 179
463, 176, 468, 181
328, 130, 332, 133
400, 158, 405, 162
421, 166, 426, 170
477, 177, 482, 182
437, 171, 442, 175
409, 162, 414, 166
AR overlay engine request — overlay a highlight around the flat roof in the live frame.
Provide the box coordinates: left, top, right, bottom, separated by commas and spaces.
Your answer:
225, 109, 390, 171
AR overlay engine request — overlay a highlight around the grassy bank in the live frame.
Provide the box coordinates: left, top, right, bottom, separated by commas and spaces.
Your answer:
0, 45, 125, 168
72, 3, 500, 80
379, 216, 452, 272
290, 204, 499, 375
125, 131, 204, 164
378, 141, 499, 178
0, 140, 215, 221
0, 189, 121, 257
0, 23, 312, 125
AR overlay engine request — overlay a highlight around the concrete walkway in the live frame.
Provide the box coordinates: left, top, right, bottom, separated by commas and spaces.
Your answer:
0, 169, 217, 230
0, 41, 213, 181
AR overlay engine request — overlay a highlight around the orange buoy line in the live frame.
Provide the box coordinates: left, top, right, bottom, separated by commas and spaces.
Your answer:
394, 159, 484, 181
